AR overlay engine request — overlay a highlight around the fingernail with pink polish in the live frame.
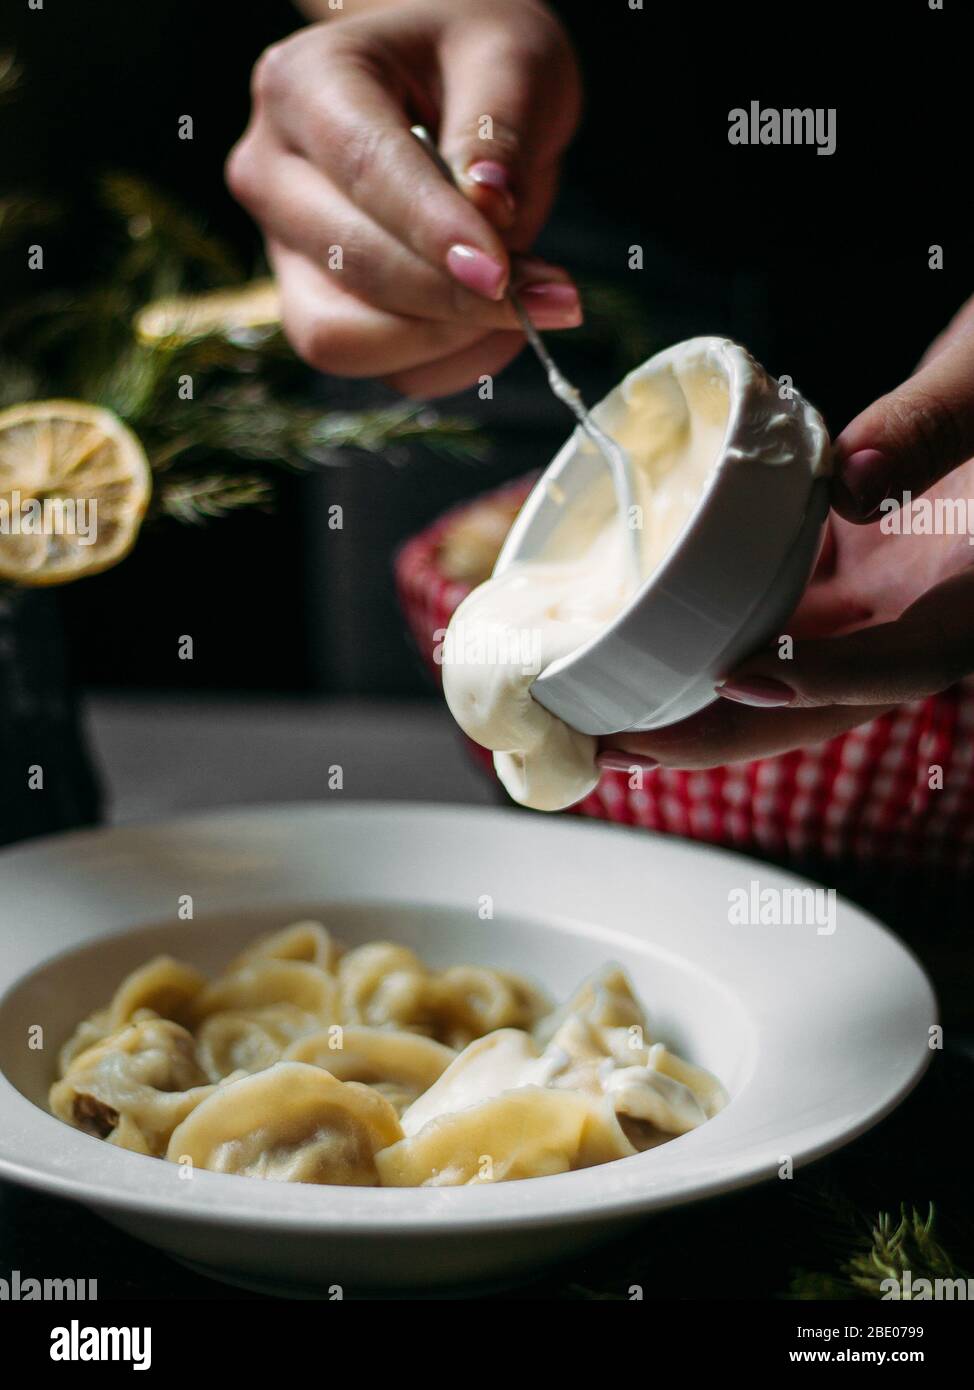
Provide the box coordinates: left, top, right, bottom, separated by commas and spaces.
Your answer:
597, 752, 659, 773
715, 677, 795, 707
834, 447, 889, 518
467, 161, 512, 196
446, 244, 507, 300
519, 282, 582, 327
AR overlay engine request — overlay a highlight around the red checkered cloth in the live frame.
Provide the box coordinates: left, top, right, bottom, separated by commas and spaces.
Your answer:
395, 477, 974, 874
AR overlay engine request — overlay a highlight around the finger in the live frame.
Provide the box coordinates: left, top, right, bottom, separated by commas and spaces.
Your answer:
382, 329, 526, 398
230, 140, 580, 330
436, 19, 581, 241
832, 304, 974, 521
600, 700, 893, 772
269, 241, 486, 377
716, 567, 974, 709
259, 36, 514, 301
381, 254, 588, 396
506, 155, 567, 257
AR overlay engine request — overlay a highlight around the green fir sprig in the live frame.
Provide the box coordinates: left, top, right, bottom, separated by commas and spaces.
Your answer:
0, 165, 488, 534
789, 1201, 966, 1300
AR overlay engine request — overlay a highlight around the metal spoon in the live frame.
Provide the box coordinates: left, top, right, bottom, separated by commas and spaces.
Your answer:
409, 124, 642, 587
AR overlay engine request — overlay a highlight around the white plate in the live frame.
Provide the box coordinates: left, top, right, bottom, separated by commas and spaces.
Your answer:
0, 803, 935, 1295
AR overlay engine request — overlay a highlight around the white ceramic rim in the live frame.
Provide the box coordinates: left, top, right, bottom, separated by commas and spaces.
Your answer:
0, 803, 935, 1237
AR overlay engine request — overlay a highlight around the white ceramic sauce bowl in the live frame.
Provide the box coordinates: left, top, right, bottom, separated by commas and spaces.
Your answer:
0, 804, 933, 1296
495, 338, 831, 735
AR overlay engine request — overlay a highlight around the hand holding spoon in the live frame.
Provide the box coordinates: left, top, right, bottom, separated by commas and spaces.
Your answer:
409, 124, 643, 589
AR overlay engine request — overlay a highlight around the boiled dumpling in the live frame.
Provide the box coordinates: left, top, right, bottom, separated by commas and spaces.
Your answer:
166, 1061, 403, 1184
567, 1020, 727, 1129
424, 967, 550, 1049
227, 921, 338, 974
337, 942, 429, 1031
646, 1043, 726, 1118
608, 1042, 727, 1134
49, 927, 728, 1187
49, 1018, 214, 1156
283, 1027, 455, 1114
195, 1003, 327, 1081
106, 955, 207, 1028
400, 1029, 540, 1136
57, 955, 206, 1076
190, 960, 336, 1026
58, 1006, 153, 1079
376, 1086, 635, 1187
535, 1014, 726, 1138
534, 964, 647, 1045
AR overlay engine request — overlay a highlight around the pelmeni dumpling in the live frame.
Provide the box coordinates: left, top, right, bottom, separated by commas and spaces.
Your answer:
195, 1003, 328, 1081
400, 1029, 540, 1136
283, 1027, 455, 1114
49, 924, 728, 1187
227, 921, 338, 974
618, 1042, 727, 1132
58, 1006, 152, 1079
190, 960, 336, 1026
377, 1086, 635, 1187
166, 1061, 403, 1184
534, 964, 647, 1046
533, 1014, 726, 1138
106, 955, 207, 1028
424, 967, 550, 1049
561, 1019, 727, 1127
50, 1018, 214, 1156
337, 943, 430, 1031
57, 955, 207, 1076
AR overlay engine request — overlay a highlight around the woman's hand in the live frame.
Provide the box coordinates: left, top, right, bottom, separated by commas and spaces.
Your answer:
601, 297, 974, 772
226, 0, 582, 396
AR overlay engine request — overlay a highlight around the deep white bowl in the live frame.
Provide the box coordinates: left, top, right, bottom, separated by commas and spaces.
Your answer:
496, 338, 831, 735
0, 803, 933, 1295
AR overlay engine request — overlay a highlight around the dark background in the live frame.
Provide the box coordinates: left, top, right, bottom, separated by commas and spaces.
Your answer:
1, 1, 971, 1303
3, 0, 970, 696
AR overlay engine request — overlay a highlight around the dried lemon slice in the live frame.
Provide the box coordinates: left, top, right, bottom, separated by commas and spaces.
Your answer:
135, 278, 281, 345
0, 399, 151, 586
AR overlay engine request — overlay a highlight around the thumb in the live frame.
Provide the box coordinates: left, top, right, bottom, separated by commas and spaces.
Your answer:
436, 22, 581, 238
832, 305, 974, 521
716, 568, 974, 709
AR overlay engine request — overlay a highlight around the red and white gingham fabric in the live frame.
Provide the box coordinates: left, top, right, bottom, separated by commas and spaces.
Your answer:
395, 477, 974, 874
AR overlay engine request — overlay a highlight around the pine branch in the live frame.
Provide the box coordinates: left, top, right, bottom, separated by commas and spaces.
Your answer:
146, 390, 487, 472
155, 473, 273, 525
300, 405, 489, 464
848, 1206, 959, 1296
88, 342, 176, 424
99, 173, 244, 286
789, 1202, 967, 1300
0, 156, 487, 544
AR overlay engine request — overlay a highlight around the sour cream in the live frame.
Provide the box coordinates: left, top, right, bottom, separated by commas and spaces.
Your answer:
441, 338, 828, 811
